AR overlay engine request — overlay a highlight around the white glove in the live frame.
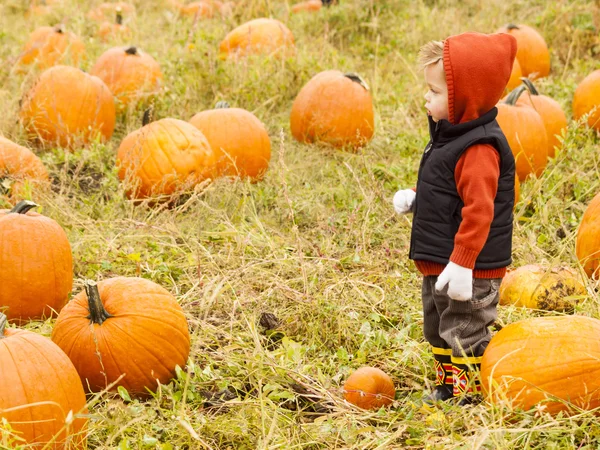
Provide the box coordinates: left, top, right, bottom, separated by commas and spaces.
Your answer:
393, 189, 416, 215
435, 261, 473, 301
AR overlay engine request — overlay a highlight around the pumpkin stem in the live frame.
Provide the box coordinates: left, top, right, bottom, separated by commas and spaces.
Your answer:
116, 7, 123, 25
215, 101, 230, 109
506, 23, 520, 31
0, 312, 6, 339
85, 280, 113, 325
142, 105, 154, 126
10, 200, 38, 214
125, 46, 138, 56
54, 24, 65, 34
344, 73, 369, 91
504, 84, 527, 106
520, 77, 540, 96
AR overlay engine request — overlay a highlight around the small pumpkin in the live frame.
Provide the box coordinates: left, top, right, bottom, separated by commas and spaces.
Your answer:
0, 136, 50, 201
343, 366, 395, 410
505, 58, 522, 92
291, 0, 322, 13
179, 1, 215, 18
87, 2, 135, 22
219, 18, 295, 59
497, 23, 550, 80
0, 313, 88, 447
0, 201, 73, 323
90, 46, 163, 110
98, 8, 133, 42
290, 70, 374, 149
573, 70, 600, 131
576, 191, 600, 279
20, 65, 116, 149
52, 278, 191, 396
16, 25, 85, 71
189, 102, 271, 181
497, 85, 548, 181
117, 118, 216, 199
481, 315, 600, 414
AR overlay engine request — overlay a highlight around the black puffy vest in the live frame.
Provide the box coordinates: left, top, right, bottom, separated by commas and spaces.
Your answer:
409, 108, 515, 269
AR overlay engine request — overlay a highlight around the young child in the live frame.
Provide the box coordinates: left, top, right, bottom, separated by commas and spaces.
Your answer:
393, 32, 517, 404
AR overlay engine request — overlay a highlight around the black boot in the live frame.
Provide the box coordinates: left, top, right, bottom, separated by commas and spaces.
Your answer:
423, 348, 454, 405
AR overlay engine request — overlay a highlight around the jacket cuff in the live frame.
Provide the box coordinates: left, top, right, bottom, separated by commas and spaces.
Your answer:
449, 245, 479, 269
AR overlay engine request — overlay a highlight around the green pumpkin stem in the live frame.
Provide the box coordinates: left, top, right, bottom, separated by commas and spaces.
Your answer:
142, 105, 154, 126
520, 77, 540, 96
85, 280, 113, 325
10, 200, 38, 214
215, 101, 230, 109
116, 8, 123, 25
344, 72, 369, 91
54, 24, 65, 34
504, 84, 527, 106
0, 313, 6, 339
125, 46, 138, 55
506, 23, 520, 31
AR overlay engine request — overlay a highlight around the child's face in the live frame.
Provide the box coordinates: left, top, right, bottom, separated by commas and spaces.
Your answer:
423, 61, 449, 123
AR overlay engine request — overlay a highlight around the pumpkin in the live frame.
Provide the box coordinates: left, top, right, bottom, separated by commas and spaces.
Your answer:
90, 46, 163, 110
505, 58, 522, 92
576, 191, 600, 279
16, 25, 85, 71
514, 175, 520, 206
497, 24, 550, 80
219, 18, 295, 59
189, 102, 271, 181
0, 312, 87, 447
26, 0, 63, 17
343, 366, 395, 410
98, 8, 133, 43
0, 201, 73, 323
290, 70, 374, 149
573, 70, 600, 131
0, 136, 50, 201
87, 2, 135, 22
52, 278, 191, 396
179, 1, 215, 18
292, 0, 322, 13
117, 118, 216, 199
481, 315, 600, 414
499, 264, 585, 311
20, 65, 116, 149
497, 85, 548, 181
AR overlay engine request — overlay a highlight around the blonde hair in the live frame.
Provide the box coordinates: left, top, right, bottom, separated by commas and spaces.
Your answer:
418, 40, 444, 68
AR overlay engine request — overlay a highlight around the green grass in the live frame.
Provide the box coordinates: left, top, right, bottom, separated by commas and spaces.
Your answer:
1, 0, 600, 448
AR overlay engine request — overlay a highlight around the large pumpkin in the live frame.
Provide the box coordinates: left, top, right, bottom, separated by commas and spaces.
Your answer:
505, 58, 522, 92
0, 313, 87, 447
16, 25, 85, 71
189, 102, 271, 181
52, 278, 191, 396
290, 70, 374, 149
87, 2, 135, 22
90, 46, 163, 109
117, 118, 216, 199
573, 70, 600, 131
0, 201, 72, 324
497, 86, 548, 181
499, 264, 586, 311
20, 65, 116, 149
576, 191, 600, 279
497, 24, 550, 80
219, 18, 295, 59
481, 316, 600, 414
343, 366, 395, 410
0, 136, 49, 201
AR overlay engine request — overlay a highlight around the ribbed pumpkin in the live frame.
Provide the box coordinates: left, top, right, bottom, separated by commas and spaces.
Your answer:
20, 65, 116, 149
573, 70, 600, 131
52, 278, 191, 396
87, 2, 135, 22
499, 264, 585, 311
0, 137, 49, 201
0, 313, 88, 448
343, 366, 395, 410
576, 191, 600, 279
189, 102, 271, 181
17, 25, 85, 71
98, 8, 133, 43
292, 0, 322, 13
481, 316, 600, 414
90, 46, 163, 109
505, 58, 522, 92
219, 18, 295, 59
290, 70, 374, 149
497, 24, 550, 80
117, 118, 216, 199
0, 201, 73, 323
497, 86, 547, 181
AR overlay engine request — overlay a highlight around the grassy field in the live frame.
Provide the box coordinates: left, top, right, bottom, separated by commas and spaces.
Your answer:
1, 0, 600, 448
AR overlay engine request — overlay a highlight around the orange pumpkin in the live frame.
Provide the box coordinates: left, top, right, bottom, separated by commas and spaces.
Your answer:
498, 24, 550, 80
26, 0, 64, 17
343, 366, 395, 410
292, 0, 322, 13
20, 65, 116, 149
16, 25, 85, 71
514, 175, 520, 206
219, 18, 295, 59
0, 313, 88, 447
0, 201, 72, 323
117, 118, 216, 199
290, 70, 374, 149
497, 86, 548, 181
0, 137, 49, 201
505, 58, 522, 92
90, 46, 163, 109
179, 1, 215, 17
87, 2, 135, 22
52, 278, 191, 396
98, 8, 133, 42
573, 70, 600, 131
481, 316, 600, 414
576, 191, 600, 279
189, 102, 271, 181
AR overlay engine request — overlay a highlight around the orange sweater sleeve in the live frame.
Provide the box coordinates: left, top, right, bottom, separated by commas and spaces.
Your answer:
449, 143, 500, 269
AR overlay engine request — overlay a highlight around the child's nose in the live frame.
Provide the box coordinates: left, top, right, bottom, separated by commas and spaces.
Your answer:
424, 92, 430, 101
